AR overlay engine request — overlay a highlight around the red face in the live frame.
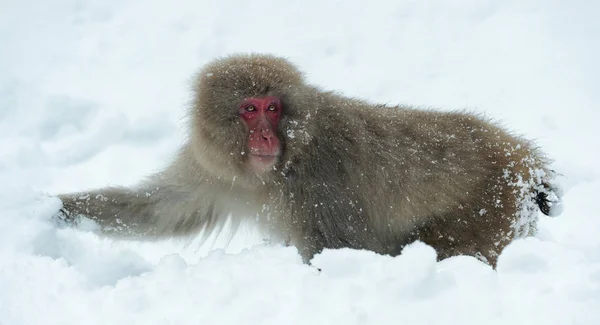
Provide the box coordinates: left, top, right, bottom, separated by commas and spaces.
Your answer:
239, 96, 282, 173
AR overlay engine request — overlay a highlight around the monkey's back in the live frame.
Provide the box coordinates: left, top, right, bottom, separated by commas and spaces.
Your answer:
289, 94, 552, 265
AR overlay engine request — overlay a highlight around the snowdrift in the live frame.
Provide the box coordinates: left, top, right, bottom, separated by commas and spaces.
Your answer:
1, 0, 598, 324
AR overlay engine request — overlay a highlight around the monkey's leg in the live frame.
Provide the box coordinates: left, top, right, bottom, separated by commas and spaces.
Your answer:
410, 165, 552, 267
412, 202, 523, 268
285, 230, 326, 264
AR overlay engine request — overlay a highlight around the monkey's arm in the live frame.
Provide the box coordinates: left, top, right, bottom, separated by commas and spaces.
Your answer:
58, 185, 170, 237
57, 179, 235, 238
56, 144, 252, 239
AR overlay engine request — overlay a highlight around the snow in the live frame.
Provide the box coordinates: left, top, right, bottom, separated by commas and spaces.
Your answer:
1, 0, 599, 324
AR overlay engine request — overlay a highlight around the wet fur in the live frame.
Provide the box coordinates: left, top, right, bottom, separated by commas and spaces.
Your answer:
58, 54, 561, 266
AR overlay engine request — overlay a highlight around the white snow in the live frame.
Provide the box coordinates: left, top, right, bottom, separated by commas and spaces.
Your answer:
1, 0, 600, 324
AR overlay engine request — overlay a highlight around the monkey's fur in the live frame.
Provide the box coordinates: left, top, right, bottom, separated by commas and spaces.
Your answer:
58, 54, 560, 266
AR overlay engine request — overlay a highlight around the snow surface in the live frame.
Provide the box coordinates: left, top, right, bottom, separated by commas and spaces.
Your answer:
1, 0, 600, 324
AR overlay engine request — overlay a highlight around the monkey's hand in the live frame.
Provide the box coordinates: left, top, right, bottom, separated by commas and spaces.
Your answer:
51, 205, 80, 228
58, 207, 74, 222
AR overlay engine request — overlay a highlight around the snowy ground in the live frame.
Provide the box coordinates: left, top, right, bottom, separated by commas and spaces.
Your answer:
1, 0, 599, 324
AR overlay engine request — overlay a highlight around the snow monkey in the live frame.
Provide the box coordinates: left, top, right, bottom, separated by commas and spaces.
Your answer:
57, 54, 561, 267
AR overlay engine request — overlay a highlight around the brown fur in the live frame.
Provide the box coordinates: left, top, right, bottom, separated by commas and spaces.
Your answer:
58, 53, 561, 267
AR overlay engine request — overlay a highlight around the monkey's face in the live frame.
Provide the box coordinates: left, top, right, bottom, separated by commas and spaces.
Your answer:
238, 96, 282, 173
191, 54, 314, 183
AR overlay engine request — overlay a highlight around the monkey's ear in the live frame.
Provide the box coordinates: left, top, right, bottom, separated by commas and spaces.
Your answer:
201, 72, 215, 80
194, 71, 215, 91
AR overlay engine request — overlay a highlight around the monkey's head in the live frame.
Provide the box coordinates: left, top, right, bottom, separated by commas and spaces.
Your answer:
190, 54, 316, 184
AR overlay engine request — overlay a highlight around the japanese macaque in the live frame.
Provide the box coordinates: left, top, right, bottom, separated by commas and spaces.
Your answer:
57, 54, 561, 266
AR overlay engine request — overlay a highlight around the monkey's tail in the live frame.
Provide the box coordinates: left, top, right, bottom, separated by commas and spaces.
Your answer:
535, 180, 563, 217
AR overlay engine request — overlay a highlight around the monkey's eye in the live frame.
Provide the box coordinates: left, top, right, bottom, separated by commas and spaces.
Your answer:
267, 104, 277, 111
245, 105, 256, 112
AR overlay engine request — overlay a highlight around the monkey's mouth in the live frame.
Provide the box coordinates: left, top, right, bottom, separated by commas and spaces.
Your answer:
249, 154, 279, 173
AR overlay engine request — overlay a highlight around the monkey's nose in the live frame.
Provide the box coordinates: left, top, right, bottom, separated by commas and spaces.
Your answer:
261, 129, 272, 139
261, 129, 273, 145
